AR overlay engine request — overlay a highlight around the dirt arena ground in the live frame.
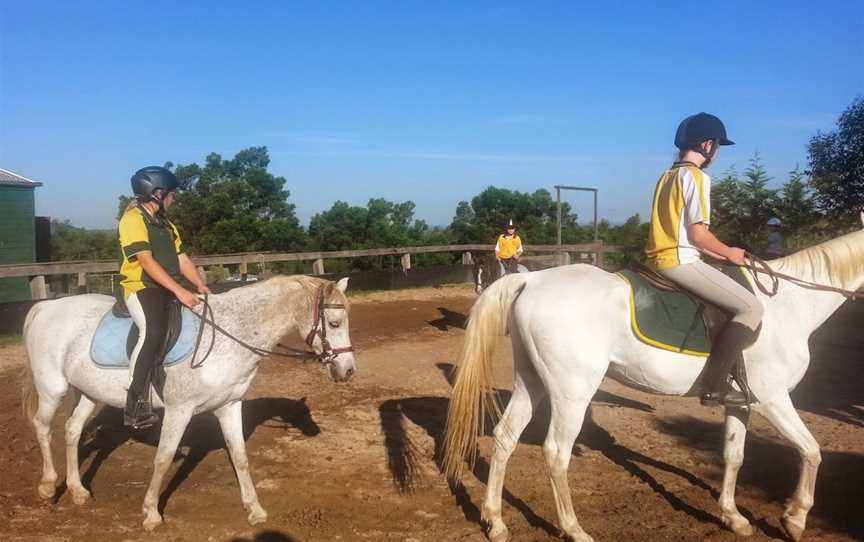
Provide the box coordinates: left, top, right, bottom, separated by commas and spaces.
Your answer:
1, 284, 863, 542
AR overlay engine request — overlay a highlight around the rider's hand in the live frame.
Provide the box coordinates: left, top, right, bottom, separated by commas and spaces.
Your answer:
177, 288, 201, 308
197, 284, 212, 295
726, 247, 748, 265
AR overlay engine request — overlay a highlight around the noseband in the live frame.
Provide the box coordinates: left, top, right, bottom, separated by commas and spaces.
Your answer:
304, 286, 354, 366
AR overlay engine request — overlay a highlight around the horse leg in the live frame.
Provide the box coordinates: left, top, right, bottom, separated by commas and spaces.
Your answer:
482, 366, 546, 542
64, 393, 97, 505
543, 382, 599, 542
141, 405, 194, 531
31, 389, 66, 499
214, 400, 267, 526
755, 393, 821, 542
718, 407, 754, 536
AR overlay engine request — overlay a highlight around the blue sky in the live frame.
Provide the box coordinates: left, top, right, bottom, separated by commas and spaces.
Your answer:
1, 1, 862, 230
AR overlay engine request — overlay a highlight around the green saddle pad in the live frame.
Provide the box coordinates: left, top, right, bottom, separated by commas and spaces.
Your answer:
617, 266, 754, 356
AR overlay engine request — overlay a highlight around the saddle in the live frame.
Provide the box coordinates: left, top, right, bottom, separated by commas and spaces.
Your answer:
617, 264, 755, 356
90, 294, 200, 377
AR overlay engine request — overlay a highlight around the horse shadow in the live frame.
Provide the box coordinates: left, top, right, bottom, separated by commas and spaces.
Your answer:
63, 397, 320, 513
378, 363, 675, 537
230, 529, 302, 542
655, 415, 864, 540
426, 308, 468, 331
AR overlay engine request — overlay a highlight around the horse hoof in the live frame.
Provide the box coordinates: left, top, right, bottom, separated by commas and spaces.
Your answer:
487, 524, 509, 542
71, 488, 92, 505
722, 513, 754, 536
37, 482, 56, 500
782, 515, 805, 541
247, 508, 268, 526
142, 514, 163, 531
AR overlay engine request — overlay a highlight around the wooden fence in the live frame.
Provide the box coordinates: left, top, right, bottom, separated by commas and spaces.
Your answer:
0, 242, 625, 300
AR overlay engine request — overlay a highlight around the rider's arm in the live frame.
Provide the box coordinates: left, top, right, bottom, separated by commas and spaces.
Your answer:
515, 236, 523, 258
688, 223, 745, 263
179, 253, 210, 294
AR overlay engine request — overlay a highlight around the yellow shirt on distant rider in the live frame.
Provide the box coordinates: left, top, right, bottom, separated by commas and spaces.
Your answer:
496, 234, 523, 260
645, 165, 711, 270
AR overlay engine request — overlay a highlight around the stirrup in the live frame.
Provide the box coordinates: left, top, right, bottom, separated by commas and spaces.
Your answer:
700, 388, 750, 408
124, 399, 159, 429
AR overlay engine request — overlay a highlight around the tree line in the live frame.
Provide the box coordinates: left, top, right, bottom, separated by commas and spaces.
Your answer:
52, 96, 863, 271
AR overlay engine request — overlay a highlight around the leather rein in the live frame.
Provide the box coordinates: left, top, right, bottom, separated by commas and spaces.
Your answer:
189, 285, 353, 369
743, 252, 862, 300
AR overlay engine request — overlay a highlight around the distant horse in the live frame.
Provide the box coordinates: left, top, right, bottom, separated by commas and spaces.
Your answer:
444, 215, 864, 542
472, 253, 530, 294
22, 275, 356, 530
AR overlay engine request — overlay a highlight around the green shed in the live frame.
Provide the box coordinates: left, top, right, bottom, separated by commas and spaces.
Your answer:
0, 168, 43, 302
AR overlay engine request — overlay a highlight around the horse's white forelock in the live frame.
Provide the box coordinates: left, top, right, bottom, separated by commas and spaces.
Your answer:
771, 228, 864, 289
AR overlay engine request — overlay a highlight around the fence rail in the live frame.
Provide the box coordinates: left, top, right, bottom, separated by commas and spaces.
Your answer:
0, 242, 626, 300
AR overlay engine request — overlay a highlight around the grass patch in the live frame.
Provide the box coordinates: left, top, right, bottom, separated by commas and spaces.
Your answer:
0, 334, 22, 346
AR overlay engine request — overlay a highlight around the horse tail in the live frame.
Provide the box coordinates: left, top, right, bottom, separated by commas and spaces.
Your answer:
442, 273, 527, 481
21, 303, 41, 421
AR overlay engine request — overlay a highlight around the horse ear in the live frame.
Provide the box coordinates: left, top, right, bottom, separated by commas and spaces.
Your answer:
860, 210, 864, 228
335, 277, 349, 293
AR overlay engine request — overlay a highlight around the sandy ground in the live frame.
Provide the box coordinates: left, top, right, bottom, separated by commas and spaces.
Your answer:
1, 284, 863, 542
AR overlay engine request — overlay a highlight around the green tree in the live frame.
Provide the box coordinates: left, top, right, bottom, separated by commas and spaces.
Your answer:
50, 220, 118, 261
450, 186, 581, 245
710, 155, 780, 251
777, 165, 823, 250
308, 197, 446, 270
168, 147, 307, 254
809, 97, 864, 229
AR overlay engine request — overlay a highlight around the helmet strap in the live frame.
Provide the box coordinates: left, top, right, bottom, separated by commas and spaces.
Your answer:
695, 140, 718, 169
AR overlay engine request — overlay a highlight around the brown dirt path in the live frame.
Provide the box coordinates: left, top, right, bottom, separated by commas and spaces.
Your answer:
1, 285, 862, 541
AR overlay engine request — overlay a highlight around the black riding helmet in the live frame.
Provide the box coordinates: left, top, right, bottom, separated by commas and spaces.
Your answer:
505, 218, 517, 230
674, 113, 735, 149
131, 166, 182, 201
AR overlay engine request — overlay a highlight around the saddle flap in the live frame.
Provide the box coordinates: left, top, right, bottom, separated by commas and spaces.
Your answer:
617, 264, 755, 356
91, 301, 200, 370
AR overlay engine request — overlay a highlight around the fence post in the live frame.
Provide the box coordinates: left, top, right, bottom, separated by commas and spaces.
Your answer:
239, 261, 248, 281
595, 240, 605, 268
461, 251, 473, 265
400, 253, 411, 272
77, 272, 87, 294
312, 259, 325, 275
558, 252, 571, 266
30, 275, 48, 300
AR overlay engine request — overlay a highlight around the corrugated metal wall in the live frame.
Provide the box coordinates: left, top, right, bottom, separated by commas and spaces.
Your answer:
0, 186, 36, 302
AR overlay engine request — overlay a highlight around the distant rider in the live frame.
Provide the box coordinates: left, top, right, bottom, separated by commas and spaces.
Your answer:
495, 219, 524, 275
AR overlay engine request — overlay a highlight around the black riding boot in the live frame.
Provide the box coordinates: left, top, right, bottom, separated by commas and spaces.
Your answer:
124, 389, 159, 429
699, 322, 759, 407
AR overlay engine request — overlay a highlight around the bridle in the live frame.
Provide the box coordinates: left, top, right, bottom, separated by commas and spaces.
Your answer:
303, 285, 355, 366
189, 284, 354, 368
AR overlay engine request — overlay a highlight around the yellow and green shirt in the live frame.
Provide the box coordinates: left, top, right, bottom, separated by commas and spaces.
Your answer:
645, 165, 711, 270
496, 234, 523, 260
118, 205, 184, 299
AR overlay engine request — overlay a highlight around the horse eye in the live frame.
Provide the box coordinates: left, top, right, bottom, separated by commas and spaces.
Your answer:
328, 320, 340, 328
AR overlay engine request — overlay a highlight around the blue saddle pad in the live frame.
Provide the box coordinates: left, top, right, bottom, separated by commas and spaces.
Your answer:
90, 306, 202, 369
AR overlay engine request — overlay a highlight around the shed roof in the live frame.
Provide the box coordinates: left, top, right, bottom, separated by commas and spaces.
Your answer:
0, 168, 43, 187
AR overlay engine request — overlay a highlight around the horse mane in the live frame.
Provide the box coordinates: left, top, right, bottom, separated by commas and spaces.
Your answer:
770, 228, 864, 289
223, 274, 349, 311
272, 274, 350, 309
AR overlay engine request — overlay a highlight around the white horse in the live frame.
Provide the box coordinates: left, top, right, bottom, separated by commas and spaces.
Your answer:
21, 275, 356, 530
443, 217, 864, 542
